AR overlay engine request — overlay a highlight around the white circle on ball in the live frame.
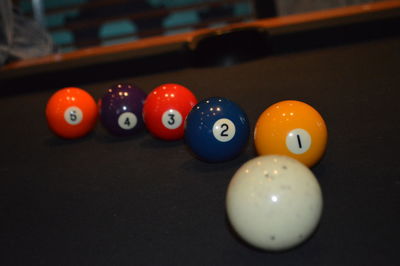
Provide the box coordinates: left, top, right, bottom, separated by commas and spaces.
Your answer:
118, 112, 137, 130
286, 128, 311, 154
161, 109, 182, 129
226, 155, 323, 251
64, 106, 83, 125
212, 118, 236, 142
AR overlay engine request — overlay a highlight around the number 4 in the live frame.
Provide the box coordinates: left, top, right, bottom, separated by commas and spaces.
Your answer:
124, 117, 131, 126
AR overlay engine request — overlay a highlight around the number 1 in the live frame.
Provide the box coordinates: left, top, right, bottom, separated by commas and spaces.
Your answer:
297, 134, 302, 149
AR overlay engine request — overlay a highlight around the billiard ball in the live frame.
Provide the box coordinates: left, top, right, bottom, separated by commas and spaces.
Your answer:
143, 83, 197, 140
99, 83, 147, 136
254, 100, 328, 167
46, 87, 97, 139
226, 155, 323, 251
185, 97, 250, 162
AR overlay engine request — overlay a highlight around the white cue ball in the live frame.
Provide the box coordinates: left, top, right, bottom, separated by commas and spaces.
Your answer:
226, 155, 323, 251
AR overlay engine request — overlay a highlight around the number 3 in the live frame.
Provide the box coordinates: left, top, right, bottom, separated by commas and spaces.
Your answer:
168, 114, 175, 125
162, 109, 183, 129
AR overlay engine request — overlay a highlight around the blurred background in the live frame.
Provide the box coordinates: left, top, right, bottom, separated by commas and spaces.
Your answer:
12, 0, 384, 53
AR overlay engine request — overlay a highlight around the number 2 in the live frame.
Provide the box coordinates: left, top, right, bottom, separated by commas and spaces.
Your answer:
212, 118, 236, 142
221, 123, 229, 137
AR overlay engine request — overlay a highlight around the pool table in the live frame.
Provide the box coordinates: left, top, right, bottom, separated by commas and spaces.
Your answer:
1, 1, 399, 265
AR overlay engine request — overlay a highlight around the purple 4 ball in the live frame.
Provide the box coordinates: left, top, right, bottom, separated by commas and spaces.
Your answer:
99, 83, 147, 136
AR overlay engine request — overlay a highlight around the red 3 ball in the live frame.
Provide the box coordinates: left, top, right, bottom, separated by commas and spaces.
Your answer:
143, 83, 197, 140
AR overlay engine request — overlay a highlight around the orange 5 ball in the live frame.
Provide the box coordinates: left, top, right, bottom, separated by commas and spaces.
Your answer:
254, 100, 328, 167
46, 87, 98, 139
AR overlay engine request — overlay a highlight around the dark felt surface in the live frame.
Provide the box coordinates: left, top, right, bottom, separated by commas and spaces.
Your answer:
1, 25, 400, 265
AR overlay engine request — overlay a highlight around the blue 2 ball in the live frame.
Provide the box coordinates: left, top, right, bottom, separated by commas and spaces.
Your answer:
185, 97, 250, 162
